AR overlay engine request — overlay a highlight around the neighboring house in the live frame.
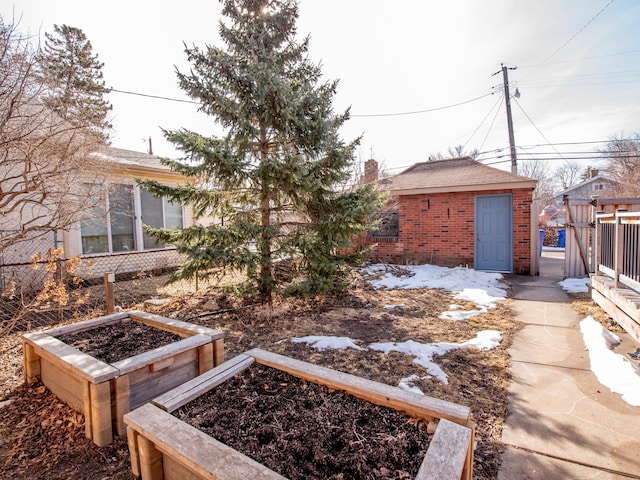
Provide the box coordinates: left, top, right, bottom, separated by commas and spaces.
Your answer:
359, 157, 537, 274
553, 169, 618, 205
61, 147, 193, 279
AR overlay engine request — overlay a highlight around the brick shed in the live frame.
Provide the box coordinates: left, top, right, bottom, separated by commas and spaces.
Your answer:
361, 157, 537, 274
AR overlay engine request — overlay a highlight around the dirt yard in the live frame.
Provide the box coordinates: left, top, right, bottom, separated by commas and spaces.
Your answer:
0, 266, 607, 479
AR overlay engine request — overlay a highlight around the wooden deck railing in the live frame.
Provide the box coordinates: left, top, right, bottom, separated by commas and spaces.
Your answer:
592, 199, 640, 343
595, 208, 640, 294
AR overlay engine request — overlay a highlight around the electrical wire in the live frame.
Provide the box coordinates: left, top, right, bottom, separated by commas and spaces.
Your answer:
540, 0, 617, 66
512, 97, 566, 161
350, 92, 495, 118
461, 94, 503, 151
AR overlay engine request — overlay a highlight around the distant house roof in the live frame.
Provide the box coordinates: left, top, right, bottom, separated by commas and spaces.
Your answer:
382, 157, 537, 195
90, 147, 183, 181
92, 147, 168, 170
553, 174, 617, 200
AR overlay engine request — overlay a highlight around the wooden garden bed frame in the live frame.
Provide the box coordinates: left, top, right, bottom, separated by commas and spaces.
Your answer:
22, 310, 224, 446
124, 349, 475, 480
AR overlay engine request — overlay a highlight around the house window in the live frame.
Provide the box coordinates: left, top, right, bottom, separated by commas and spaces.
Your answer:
140, 188, 184, 250
371, 210, 399, 238
80, 184, 135, 254
80, 185, 183, 254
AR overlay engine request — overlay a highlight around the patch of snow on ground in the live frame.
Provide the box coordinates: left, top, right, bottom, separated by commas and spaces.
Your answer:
440, 306, 488, 321
292, 336, 365, 351
580, 317, 640, 406
398, 374, 425, 395
369, 330, 502, 385
363, 263, 507, 320
383, 303, 405, 310
559, 277, 590, 293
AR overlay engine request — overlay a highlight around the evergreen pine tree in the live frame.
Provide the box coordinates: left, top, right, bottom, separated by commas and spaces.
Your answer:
140, 0, 384, 302
38, 24, 112, 142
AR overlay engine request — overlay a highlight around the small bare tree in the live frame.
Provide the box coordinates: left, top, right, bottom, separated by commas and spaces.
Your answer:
518, 159, 554, 207
0, 17, 111, 251
555, 159, 583, 191
602, 133, 640, 197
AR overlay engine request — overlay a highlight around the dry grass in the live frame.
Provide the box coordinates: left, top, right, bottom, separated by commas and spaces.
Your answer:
1, 266, 519, 479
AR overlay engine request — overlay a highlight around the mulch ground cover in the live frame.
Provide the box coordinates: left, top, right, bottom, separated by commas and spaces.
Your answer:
55, 320, 183, 364
3, 267, 609, 479
174, 363, 432, 480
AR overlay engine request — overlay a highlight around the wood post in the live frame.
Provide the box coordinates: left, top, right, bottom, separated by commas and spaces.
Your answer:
104, 273, 115, 314
90, 381, 113, 447
127, 427, 141, 479
614, 210, 624, 288
138, 435, 164, 480
23, 342, 41, 384
213, 338, 225, 366
114, 375, 131, 436
198, 343, 214, 375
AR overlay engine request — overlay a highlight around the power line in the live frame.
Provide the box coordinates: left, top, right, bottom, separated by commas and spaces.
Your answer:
540, 0, 616, 65
111, 86, 496, 118
512, 97, 565, 161
350, 92, 495, 118
110, 88, 200, 105
461, 94, 503, 150
519, 49, 640, 69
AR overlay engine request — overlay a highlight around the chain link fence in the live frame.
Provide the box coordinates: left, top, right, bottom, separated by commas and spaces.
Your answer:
1, 237, 225, 335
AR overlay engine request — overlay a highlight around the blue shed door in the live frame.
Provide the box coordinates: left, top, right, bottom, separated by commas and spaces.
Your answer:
475, 194, 513, 272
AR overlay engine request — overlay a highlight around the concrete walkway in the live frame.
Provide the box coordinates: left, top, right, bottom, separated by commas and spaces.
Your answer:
498, 253, 640, 479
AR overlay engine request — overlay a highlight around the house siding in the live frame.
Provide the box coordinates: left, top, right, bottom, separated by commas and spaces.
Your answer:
359, 188, 533, 274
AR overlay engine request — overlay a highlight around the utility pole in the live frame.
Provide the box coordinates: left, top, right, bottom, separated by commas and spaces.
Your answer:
493, 63, 518, 174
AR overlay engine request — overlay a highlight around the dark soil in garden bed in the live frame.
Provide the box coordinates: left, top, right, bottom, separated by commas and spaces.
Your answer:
174, 363, 432, 480
56, 320, 182, 364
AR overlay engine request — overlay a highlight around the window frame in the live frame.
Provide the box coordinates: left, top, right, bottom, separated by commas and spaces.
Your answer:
370, 210, 400, 239
79, 183, 185, 256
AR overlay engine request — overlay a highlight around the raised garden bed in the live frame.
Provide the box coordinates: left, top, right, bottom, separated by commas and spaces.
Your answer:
124, 349, 475, 480
22, 310, 224, 446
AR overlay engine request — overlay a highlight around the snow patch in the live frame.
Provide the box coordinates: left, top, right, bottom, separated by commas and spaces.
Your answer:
580, 317, 640, 406
369, 330, 502, 385
291, 336, 364, 351
559, 277, 590, 293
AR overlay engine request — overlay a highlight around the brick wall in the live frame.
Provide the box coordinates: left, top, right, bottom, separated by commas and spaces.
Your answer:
359, 188, 534, 274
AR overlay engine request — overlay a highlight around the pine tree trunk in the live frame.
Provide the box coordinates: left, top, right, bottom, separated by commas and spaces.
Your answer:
259, 126, 273, 304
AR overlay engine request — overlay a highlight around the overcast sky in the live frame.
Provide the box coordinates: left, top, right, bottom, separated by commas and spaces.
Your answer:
4, 0, 640, 174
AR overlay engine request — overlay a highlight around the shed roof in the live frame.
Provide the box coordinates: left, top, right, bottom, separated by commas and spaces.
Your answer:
382, 157, 537, 195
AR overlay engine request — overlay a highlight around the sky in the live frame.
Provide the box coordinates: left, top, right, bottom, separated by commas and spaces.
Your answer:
4, 0, 640, 176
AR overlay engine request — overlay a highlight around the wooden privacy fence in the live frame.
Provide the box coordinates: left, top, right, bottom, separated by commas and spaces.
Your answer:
591, 198, 640, 342
563, 197, 596, 278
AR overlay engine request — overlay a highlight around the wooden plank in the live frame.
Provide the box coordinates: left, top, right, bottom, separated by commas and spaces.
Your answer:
128, 360, 198, 411
111, 334, 211, 375
40, 358, 85, 412
153, 354, 254, 413
415, 419, 472, 480
592, 276, 640, 327
124, 403, 286, 480
247, 349, 470, 425
90, 381, 113, 447
592, 288, 640, 343
114, 375, 131, 436
23, 332, 118, 383
43, 311, 130, 337
129, 311, 224, 340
